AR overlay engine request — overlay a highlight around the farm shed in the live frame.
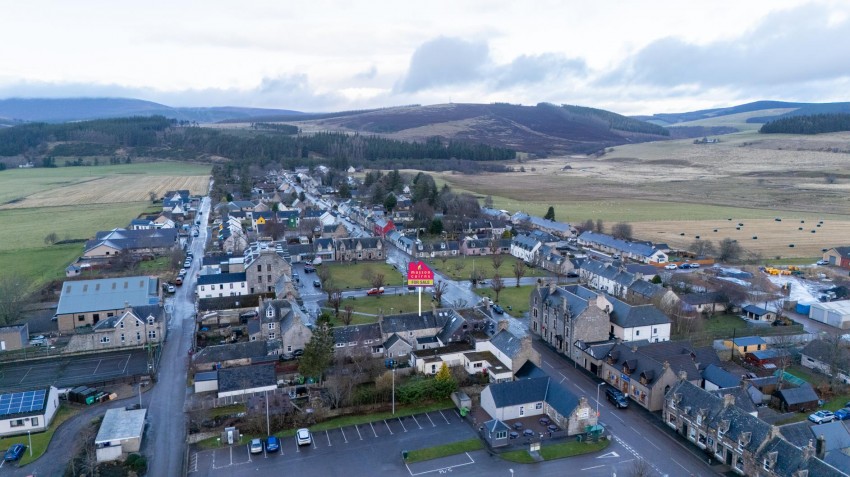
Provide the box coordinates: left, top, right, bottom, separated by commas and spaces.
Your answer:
808, 300, 850, 330
822, 246, 850, 269
774, 383, 819, 412
95, 408, 147, 462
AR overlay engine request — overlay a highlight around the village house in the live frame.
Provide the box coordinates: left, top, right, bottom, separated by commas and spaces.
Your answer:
0, 387, 60, 438
664, 379, 846, 476
529, 283, 611, 364
332, 323, 384, 358
822, 246, 850, 269
579, 258, 638, 299
54, 276, 161, 332
64, 305, 164, 353
196, 272, 248, 299
510, 234, 541, 263
578, 231, 668, 263
259, 299, 313, 357
335, 237, 384, 262
607, 295, 672, 343
82, 228, 179, 260
243, 242, 294, 297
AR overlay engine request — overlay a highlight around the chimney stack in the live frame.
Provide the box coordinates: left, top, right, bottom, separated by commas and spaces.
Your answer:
548, 281, 556, 295
498, 320, 509, 332
723, 392, 736, 407
816, 435, 826, 460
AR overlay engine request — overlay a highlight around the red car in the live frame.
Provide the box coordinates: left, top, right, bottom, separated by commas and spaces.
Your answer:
367, 287, 385, 296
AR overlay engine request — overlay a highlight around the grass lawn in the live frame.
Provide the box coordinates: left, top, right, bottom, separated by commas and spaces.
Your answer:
337, 293, 427, 316
208, 403, 246, 418
703, 314, 748, 333
500, 438, 609, 463
429, 255, 549, 281
0, 243, 81, 289
137, 256, 174, 274
0, 405, 78, 465
404, 438, 483, 464
324, 262, 404, 290
475, 285, 535, 315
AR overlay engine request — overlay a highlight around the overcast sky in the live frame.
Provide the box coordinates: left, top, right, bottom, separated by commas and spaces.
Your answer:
1, 0, 849, 115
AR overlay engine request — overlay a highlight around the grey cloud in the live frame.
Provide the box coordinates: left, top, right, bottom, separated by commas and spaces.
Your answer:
602, 4, 850, 89
494, 53, 587, 88
398, 37, 490, 92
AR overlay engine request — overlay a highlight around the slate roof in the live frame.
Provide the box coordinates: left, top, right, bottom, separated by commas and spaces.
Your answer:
93, 305, 161, 331
709, 386, 757, 415
193, 341, 269, 365
380, 310, 450, 335
831, 246, 850, 259
487, 376, 579, 419
742, 304, 770, 316
332, 323, 381, 345
514, 361, 547, 380
383, 333, 412, 351
57, 276, 160, 315
607, 341, 699, 384
336, 237, 381, 250
607, 295, 671, 328
436, 311, 467, 344
801, 339, 850, 366
86, 228, 178, 253
810, 421, 850, 452
489, 330, 524, 359
777, 384, 819, 405
578, 231, 661, 259
483, 419, 510, 434
512, 234, 541, 251
197, 272, 247, 286
756, 435, 849, 477
703, 364, 741, 388
535, 284, 599, 319
680, 292, 724, 306
197, 293, 264, 312
581, 258, 637, 288
628, 279, 665, 299
194, 371, 217, 382
731, 336, 767, 347
218, 363, 276, 393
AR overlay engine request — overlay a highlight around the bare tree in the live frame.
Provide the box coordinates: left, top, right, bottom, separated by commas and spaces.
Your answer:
327, 287, 343, 317
44, 232, 58, 245
452, 259, 466, 279
770, 333, 799, 390
148, 190, 157, 203
370, 272, 385, 289
512, 260, 526, 287
360, 266, 375, 283
577, 219, 595, 233
341, 305, 354, 326
611, 222, 633, 240
491, 251, 504, 272
439, 255, 449, 270
718, 238, 743, 263
594, 219, 604, 233
0, 276, 31, 326
689, 239, 716, 257
433, 281, 448, 304
491, 274, 505, 302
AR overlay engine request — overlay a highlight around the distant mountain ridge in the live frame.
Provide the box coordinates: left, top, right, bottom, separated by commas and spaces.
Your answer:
635, 100, 850, 126
0, 98, 303, 123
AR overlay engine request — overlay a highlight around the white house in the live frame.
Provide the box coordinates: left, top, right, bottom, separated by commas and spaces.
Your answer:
196, 272, 248, 299
0, 387, 60, 437
608, 296, 671, 343
510, 234, 541, 263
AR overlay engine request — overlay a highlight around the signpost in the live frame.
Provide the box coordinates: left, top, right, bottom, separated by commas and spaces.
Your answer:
407, 261, 435, 316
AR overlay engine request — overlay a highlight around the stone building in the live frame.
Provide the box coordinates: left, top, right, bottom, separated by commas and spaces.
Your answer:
529, 283, 611, 363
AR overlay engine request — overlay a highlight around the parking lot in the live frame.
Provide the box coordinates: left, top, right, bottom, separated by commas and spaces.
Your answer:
0, 349, 150, 392
190, 409, 480, 477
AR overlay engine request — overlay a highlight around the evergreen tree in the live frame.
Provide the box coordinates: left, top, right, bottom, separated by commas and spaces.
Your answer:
544, 206, 555, 221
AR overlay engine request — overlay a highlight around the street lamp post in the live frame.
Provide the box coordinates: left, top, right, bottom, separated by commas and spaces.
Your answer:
596, 382, 605, 418
392, 367, 396, 415
28, 431, 32, 456
265, 390, 270, 436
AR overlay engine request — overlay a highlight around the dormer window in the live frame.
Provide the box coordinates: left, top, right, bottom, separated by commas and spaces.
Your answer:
267, 308, 274, 318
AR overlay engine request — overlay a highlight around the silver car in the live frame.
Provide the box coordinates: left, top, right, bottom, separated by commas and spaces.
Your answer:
296, 428, 312, 446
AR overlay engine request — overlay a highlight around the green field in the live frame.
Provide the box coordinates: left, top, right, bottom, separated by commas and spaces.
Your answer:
0, 161, 210, 288
475, 285, 535, 315
338, 293, 429, 316
429, 255, 549, 281
324, 262, 404, 289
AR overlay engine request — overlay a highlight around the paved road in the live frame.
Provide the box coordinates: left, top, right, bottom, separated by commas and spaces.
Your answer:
533, 339, 721, 477
144, 195, 212, 477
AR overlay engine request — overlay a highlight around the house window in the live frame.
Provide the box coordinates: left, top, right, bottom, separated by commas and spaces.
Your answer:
268, 274, 272, 282
121, 333, 125, 342
763, 459, 770, 471
473, 363, 482, 368
119, 321, 124, 328
147, 317, 154, 325
78, 315, 85, 322
336, 343, 345, 348
519, 406, 524, 416
257, 265, 262, 272
135, 320, 139, 327
287, 345, 292, 352
148, 330, 156, 340
268, 323, 276, 330
107, 313, 114, 317
31, 417, 39, 426
269, 333, 276, 339
348, 342, 357, 346
10, 419, 24, 427
496, 430, 507, 439
653, 328, 657, 334
100, 336, 110, 343
93, 313, 100, 320
635, 330, 640, 336
136, 332, 141, 341
230, 283, 234, 289
200, 286, 205, 291
259, 276, 263, 283
535, 402, 543, 410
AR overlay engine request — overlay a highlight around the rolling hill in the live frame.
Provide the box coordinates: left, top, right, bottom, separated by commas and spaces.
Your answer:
0, 98, 303, 124
635, 100, 850, 128
241, 102, 671, 155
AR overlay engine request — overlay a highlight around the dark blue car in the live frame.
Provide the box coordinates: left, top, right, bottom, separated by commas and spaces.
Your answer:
4, 443, 25, 462
835, 408, 850, 421
265, 436, 280, 453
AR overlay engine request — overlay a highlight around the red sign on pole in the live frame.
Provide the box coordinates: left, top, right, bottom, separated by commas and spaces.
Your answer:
407, 261, 435, 286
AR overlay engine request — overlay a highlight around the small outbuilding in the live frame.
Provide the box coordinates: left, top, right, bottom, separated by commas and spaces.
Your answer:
193, 371, 219, 394
808, 300, 850, 330
95, 407, 147, 462
741, 305, 776, 323
774, 383, 819, 412
481, 419, 511, 448
217, 363, 277, 398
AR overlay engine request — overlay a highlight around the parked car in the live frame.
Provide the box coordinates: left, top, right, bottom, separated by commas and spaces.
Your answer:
292, 349, 304, 358
166, 284, 176, 293
367, 287, 385, 296
249, 438, 263, 454
678, 263, 691, 269
690, 263, 700, 268
664, 264, 677, 270
606, 388, 629, 409
29, 337, 47, 347
304, 265, 316, 273
174, 277, 183, 286
834, 408, 850, 421
816, 259, 829, 265
265, 436, 280, 453
808, 410, 835, 424
296, 428, 312, 446
313, 280, 321, 288
4, 443, 26, 462
492, 304, 505, 314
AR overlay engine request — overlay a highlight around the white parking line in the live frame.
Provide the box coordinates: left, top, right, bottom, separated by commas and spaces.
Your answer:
405, 451, 476, 476
454, 410, 462, 419
340, 426, 348, 443
92, 359, 103, 375
398, 417, 407, 432
384, 419, 394, 435
326, 430, 332, 446
425, 412, 436, 427
355, 424, 363, 440
369, 422, 378, 437
412, 415, 422, 429
438, 410, 450, 424
295, 439, 300, 453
